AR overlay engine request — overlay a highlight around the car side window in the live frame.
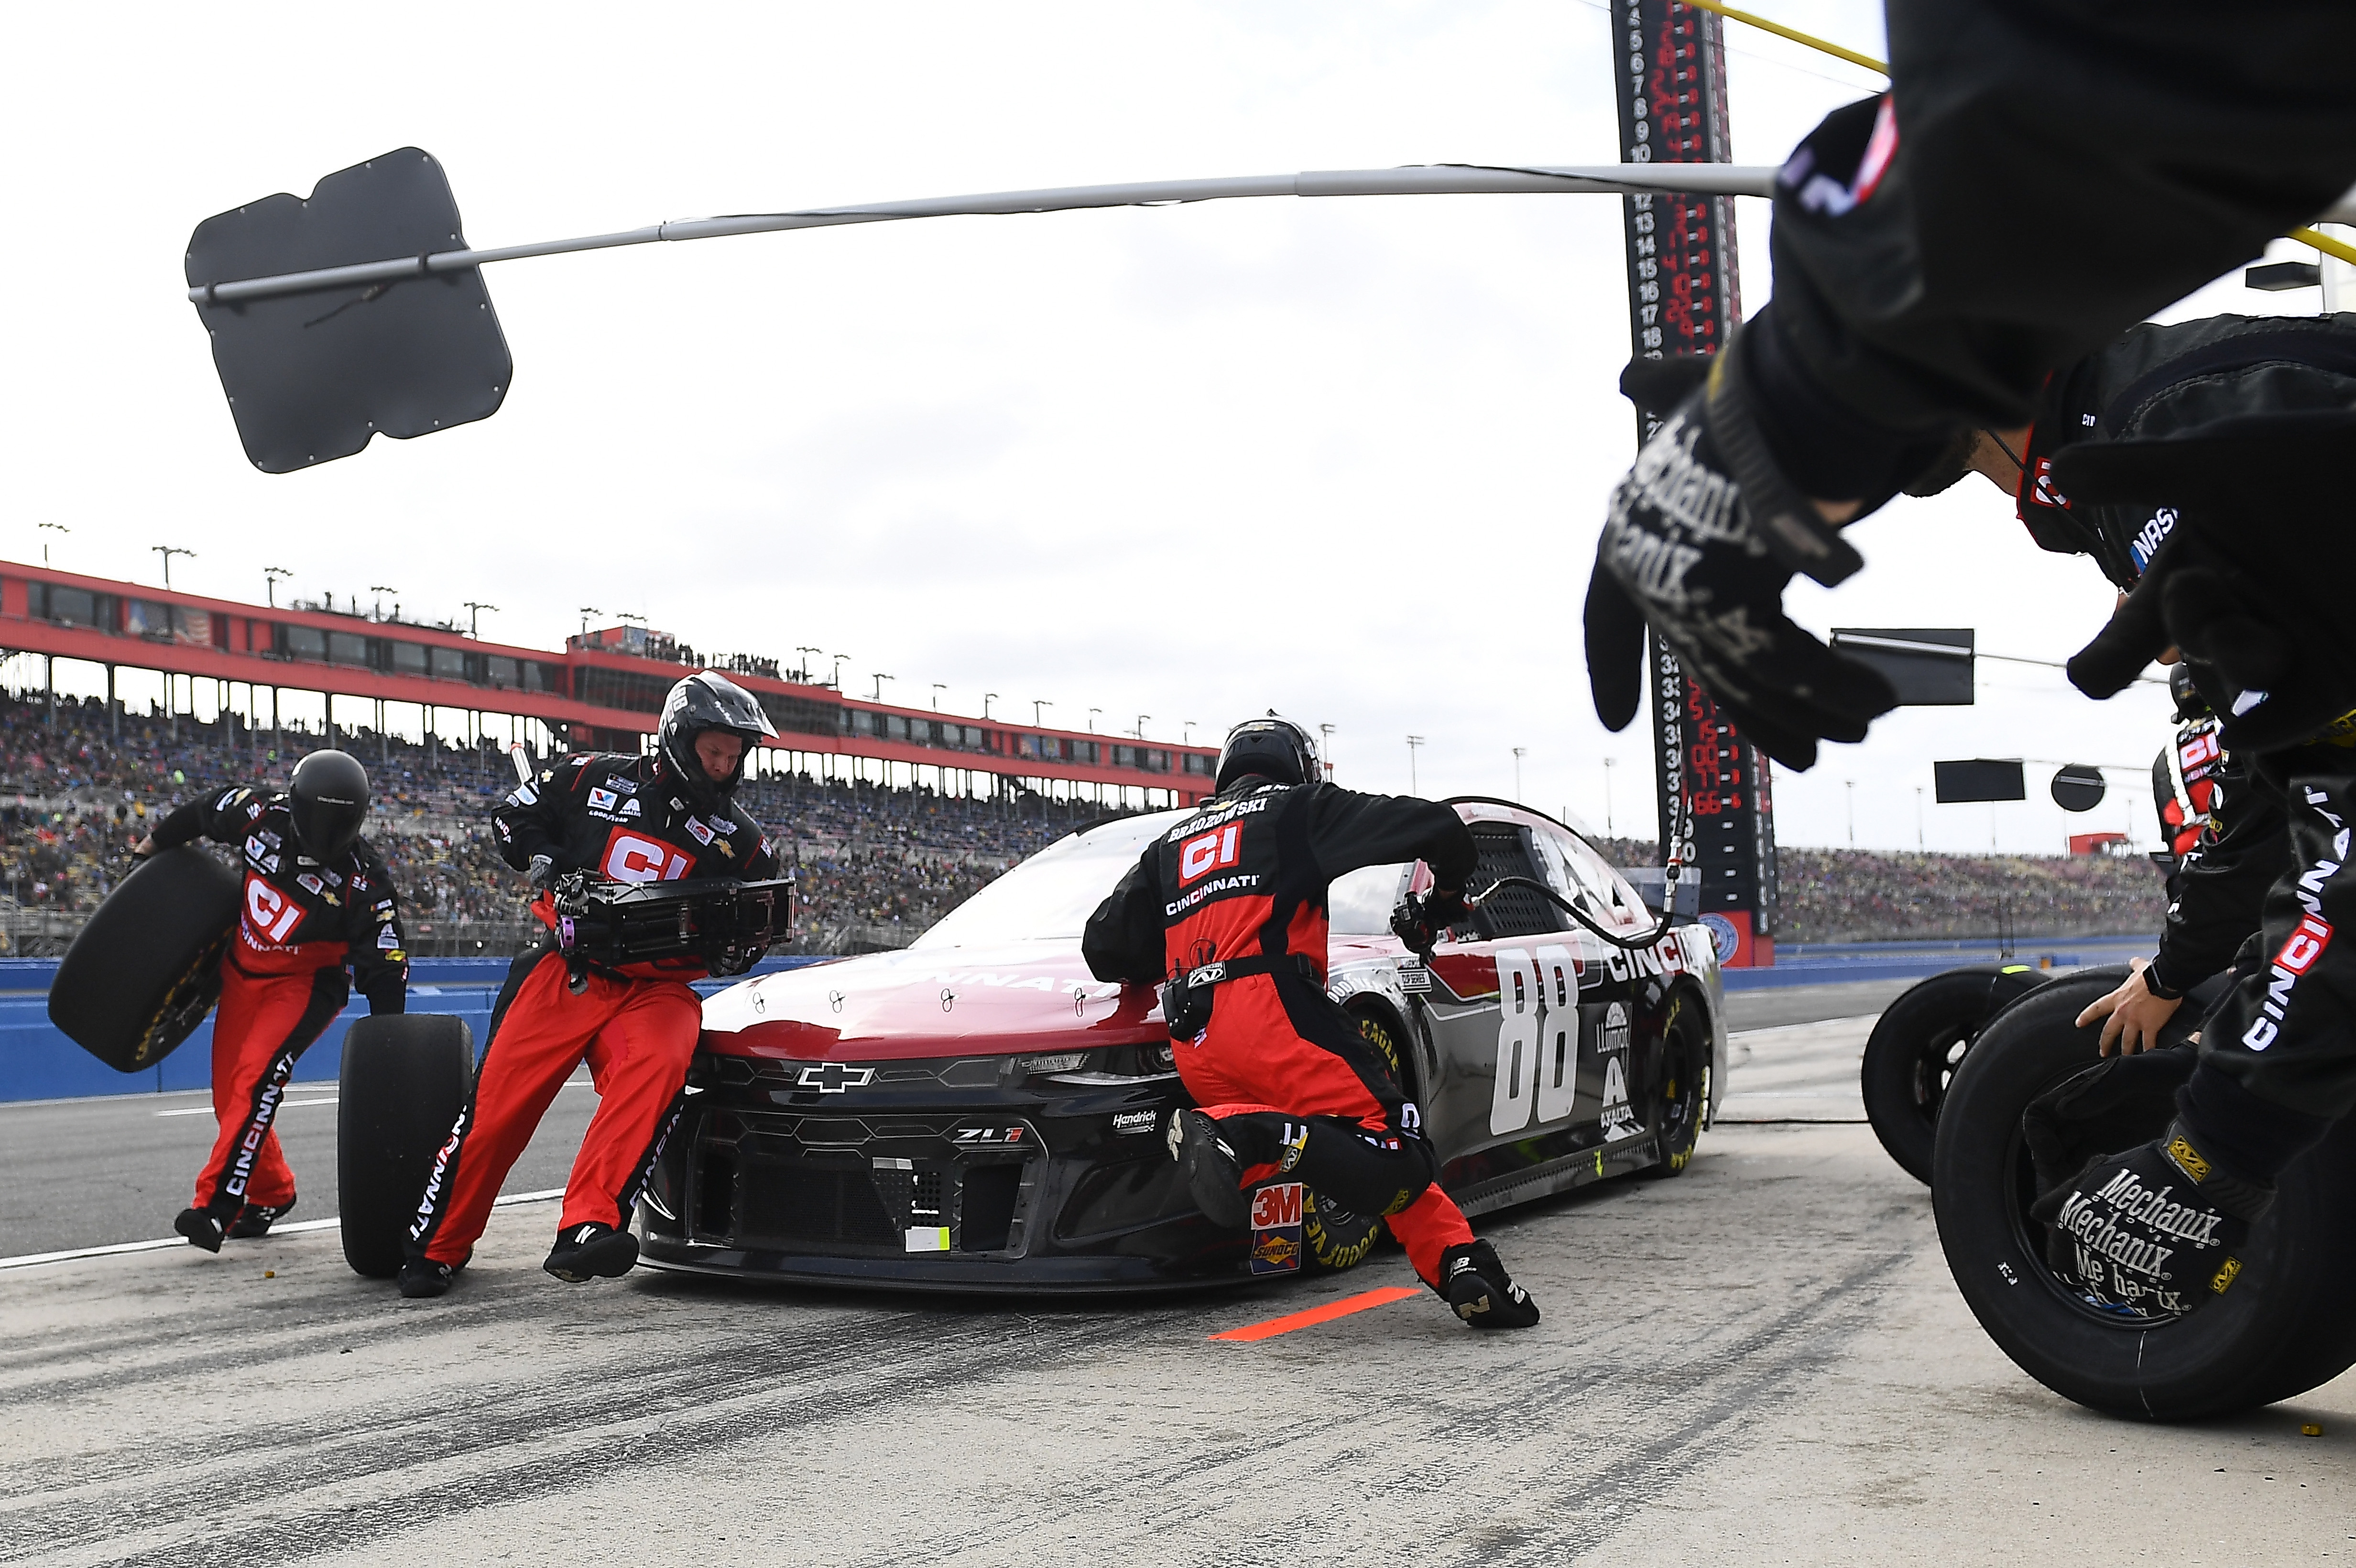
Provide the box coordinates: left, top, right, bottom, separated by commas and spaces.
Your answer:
1539, 828, 1646, 928
1327, 861, 1409, 935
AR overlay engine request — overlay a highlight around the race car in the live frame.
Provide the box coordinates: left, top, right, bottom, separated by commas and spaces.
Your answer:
637, 797, 1728, 1293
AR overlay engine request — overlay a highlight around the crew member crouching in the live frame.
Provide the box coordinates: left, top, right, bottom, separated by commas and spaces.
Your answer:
137, 751, 407, 1251
398, 672, 778, 1298
1084, 715, 1540, 1328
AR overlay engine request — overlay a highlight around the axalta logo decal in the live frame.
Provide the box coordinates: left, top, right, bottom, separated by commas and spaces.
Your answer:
1249, 1181, 1304, 1274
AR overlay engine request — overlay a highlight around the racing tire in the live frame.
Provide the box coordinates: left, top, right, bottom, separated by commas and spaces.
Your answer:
1637, 988, 1711, 1179
338, 1014, 474, 1279
48, 847, 239, 1072
1861, 965, 2044, 1186
1305, 1009, 1409, 1269
1932, 966, 2356, 1420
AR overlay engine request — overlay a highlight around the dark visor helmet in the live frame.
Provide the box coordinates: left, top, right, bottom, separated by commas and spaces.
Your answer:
658, 672, 777, 815
288, 749, 371, 861
1215, 713, 1320, 791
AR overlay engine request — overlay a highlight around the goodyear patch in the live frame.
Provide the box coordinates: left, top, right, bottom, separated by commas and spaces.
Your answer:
1248, 1181, 1304, 1275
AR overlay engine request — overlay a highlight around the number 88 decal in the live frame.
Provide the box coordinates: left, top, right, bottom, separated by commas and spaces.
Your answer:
1489, 944, 1581, 1135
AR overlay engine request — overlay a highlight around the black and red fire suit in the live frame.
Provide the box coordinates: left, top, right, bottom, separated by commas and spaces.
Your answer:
1083, 779, 1480, 1286
150, 785, 407, 1221
406, 751, 777, 1267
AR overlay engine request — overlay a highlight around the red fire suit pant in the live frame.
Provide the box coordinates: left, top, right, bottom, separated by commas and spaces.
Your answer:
408, 953, 701, 1267
192, 961, 350, 1216
1179, 971, 1474, 1285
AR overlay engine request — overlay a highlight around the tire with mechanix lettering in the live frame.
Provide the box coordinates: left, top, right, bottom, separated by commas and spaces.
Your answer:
1304, 1010, 1407, 1271
338, 1013, 474, 1278
1861, 965, 2046, 1186
48, 846, 239, 1073
1933, 969, 2356, 1419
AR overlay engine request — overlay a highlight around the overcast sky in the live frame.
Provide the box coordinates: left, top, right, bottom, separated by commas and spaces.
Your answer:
0, 2, 2331, 852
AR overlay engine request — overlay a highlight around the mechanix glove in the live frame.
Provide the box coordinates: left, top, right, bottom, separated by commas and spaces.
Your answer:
1585, 327, 1898, 771
2020, 1045, 2198, 1199
2062, 411, 2356, 753
1390, 888, 1469, 958
527, 853, 556, 892
2027, 1119, 2272, 1320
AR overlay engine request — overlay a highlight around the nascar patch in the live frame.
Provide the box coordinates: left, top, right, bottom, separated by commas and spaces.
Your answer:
1248, 1182, 1304, 1274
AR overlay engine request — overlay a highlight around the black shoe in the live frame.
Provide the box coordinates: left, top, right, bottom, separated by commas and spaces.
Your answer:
228, 1199, 293, 1239
1168, 1110, 1250, 1230
398, 1257, 456, 1298
1440, 1240, 1541, 1330
174, 1207, 225, 1254
544, 1222, 639, 1283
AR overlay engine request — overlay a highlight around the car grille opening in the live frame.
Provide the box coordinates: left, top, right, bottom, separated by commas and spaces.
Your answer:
736, 1160, 902, 1251
960, 1164, 1022, 1252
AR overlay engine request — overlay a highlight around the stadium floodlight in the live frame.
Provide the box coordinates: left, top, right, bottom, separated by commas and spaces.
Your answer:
36, 522, 68, 566
931, 683, 947, 710
871, 673, 895, 701
983, 693, 998, 719
1134, 715, 1150, 740
796, 647, 823, 683
1087, 707, 1101, 732
369, 584, 398, 621
151, 544, 195, 589
1406, 735, 1425, 795
1032, 700, 1052, 726
264, 566, 293, 606
829, 653, 849, 688
181, 149, 1806, 473
462, 600, 498, 636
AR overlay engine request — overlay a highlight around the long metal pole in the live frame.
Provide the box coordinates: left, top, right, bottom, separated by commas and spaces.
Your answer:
185, 163, 1784, 305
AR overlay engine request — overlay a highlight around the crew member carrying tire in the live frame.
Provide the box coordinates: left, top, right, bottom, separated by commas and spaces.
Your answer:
397, 672, 779, 1299
1082, 715, 1539, 1329
135, 750, 408, 1252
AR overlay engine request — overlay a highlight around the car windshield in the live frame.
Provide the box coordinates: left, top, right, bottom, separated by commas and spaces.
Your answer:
912, 811, 1186, 947
1328, 862, 1408, 935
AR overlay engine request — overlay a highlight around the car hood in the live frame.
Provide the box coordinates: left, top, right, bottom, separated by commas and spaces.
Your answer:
700, 939, 1164, 1062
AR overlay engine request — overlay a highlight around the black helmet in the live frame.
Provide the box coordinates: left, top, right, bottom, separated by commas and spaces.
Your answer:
658, 671, 777, 813
2169, 662, 2212, 723
288, 749, 370, 861
1215, 713, 1320, 791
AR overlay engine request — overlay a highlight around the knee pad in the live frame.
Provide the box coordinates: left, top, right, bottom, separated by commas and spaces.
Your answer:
1291, 1120, 1439, 1219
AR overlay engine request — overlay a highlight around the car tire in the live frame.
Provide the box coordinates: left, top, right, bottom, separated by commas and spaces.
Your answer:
48, 847, 240, 1073
338, 1013, 473, 1278
1862, 965, 2044, 1186
1932, 967, 2356, 1420
1638, 986, 1712, 1178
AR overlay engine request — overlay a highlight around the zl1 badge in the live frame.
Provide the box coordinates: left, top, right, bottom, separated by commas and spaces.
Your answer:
1248, 1181, 1304, 1274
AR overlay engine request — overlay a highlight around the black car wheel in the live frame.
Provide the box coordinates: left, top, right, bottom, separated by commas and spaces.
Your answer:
48, 847, 240, 1073
338, 1014, 474, 1278
1932, 968, 2356, 1419
1638, 989, 1710, 1178
1862, 965, 2043, 1186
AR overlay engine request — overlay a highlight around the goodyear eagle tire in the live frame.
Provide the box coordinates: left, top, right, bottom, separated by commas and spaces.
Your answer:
1298, 1011, 1407, 1271
1862, 965, 2045, 1186
1932, 967, 2356, 1420
1638, 988, 1711, 1179
48, 847, 240, 1073
338, 1013, 473, 1278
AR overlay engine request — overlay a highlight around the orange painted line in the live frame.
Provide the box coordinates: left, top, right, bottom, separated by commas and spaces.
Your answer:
1209, 1285, 1422, 1342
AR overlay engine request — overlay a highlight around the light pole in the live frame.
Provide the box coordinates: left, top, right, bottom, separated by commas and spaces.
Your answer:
983, 693, 998, 719
152, 544, 195, 589
370, 584, 399, 622
796, 646, 823, 683
1318, 723, 1335, 781
931, 683, 947, 710
1845, 779, 1857, 847
578, 607, 601, 636
264, 566, 293, 607
462, 601, 498, 637
1087, 707, 1101, 732
1406, 735, 1425, 795
829, 653, 849, 688
1603, 757, 1617, 837
1033, 699, 1052, 726
870, 673, 894, 701
1512, 746, 1527, 802
1915, 786, 1926, 850
1134, 715, 1150, 740
37, 522, 68, 565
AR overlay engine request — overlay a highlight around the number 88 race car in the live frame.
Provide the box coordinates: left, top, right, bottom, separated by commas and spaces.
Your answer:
641, 798, 1727, 1292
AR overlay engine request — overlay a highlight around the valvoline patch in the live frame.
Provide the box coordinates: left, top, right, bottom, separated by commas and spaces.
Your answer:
1248, 1182, 1304, 1274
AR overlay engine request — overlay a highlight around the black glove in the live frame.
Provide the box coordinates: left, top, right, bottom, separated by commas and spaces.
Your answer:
2020, 1045, 2197, 1199
2062, 411, 2356, 752
1587, 330, 1897, 771
1390, 888, 1469, 957
2027, 1118, 2271, 1320
527, 853, 556, 892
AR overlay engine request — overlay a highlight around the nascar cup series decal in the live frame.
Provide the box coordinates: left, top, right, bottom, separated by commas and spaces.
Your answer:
1249, 1182, 1305, 1274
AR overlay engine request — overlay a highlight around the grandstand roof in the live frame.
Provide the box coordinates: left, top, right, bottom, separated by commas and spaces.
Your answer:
0, 560, 1215, 801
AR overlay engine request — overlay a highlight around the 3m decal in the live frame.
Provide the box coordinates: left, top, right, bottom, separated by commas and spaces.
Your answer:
1249, 1181, 1304, 1275
1178, 823, 1243, 885
600, 831, 691, 883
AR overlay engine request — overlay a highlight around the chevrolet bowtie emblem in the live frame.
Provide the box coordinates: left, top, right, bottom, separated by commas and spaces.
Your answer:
798, 1062, 874, 1094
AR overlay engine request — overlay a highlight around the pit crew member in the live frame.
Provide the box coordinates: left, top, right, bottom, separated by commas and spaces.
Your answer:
1582, 4, 2356, 770
1083, 715, 1539, 1329
398, 672, 778, 1298
135, 750, 407, 1251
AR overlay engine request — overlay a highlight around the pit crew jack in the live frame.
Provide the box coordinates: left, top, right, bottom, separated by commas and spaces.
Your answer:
405, 750, 778, 1275
149, 784, 407, 1227
1083, 777, 1485, 1290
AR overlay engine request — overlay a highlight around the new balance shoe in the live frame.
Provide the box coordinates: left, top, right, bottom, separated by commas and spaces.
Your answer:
1440, 1239, 1542, 1330
174, 1207, 226, 1253
397, 1257, 456, 1298
544, 1222, 639, 1283
228, 1200, 293, 1239
1168, 1110, 1250, 1230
